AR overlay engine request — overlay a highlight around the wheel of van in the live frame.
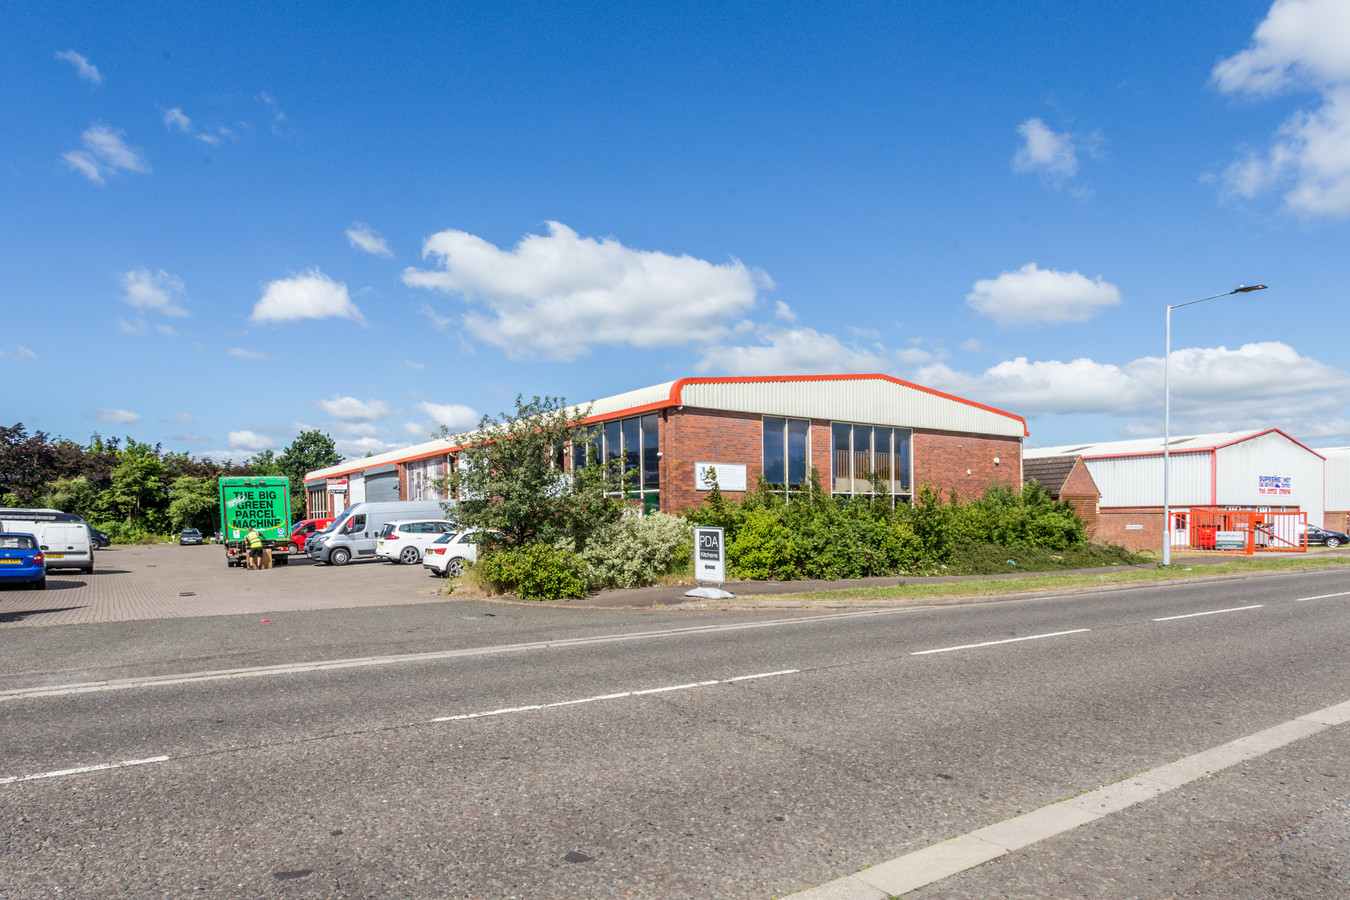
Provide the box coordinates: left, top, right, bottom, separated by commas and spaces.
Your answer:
399, 546, 420, 565
330, 547, 351, 566
445, 557, 465, 577
82, 564, 93, 574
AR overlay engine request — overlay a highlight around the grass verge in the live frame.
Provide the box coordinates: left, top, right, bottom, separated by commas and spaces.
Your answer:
751, 554, 1350, 604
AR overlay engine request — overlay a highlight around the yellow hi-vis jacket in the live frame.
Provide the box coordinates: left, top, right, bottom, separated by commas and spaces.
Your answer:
245, 529, 263, 549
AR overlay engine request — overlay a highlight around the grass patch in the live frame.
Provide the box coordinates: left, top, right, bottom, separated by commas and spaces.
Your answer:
947, 541, 1145, 575
754, 554, 1350, 603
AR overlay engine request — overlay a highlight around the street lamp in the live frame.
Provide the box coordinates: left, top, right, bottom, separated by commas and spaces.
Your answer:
1162, 284, 1268, 565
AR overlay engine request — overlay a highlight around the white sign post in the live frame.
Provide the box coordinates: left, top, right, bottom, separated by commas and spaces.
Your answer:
685, 525, 734, 600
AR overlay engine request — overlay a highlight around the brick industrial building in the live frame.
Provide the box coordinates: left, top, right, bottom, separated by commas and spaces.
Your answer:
304, 374, 1028, 518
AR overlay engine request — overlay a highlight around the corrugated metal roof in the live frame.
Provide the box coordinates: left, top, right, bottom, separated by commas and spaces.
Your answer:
1026, 430, 1269, 459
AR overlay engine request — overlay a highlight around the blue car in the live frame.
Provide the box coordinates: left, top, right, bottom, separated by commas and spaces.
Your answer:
0, 532, 46, 590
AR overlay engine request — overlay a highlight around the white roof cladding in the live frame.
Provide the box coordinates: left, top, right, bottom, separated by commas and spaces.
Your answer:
1318, 446, 1350, 509
1027, 430, 1283, 459
307, 374, 1025, 481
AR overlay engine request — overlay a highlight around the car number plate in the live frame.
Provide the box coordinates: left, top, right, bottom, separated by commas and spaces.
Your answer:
46, 553, 65, 558
0, 559, 20, 565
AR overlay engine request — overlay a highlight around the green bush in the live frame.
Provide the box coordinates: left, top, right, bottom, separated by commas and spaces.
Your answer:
578, 511, 694, 588
474, 543, 591, 600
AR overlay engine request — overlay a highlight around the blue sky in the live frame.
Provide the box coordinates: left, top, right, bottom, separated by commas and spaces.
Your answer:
5, 0, 1349, 462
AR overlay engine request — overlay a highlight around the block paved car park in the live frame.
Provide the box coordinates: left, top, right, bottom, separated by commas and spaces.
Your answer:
0, 543, 455, 628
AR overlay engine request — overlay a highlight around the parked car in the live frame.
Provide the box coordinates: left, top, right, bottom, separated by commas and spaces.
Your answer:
376, 519, 458, 565
179, 528, 204, 545
0, 532, 46, 590
1299, 523, 1349, 548
309, 500, 452, 565
423, 529, 499, 577
87, 525, 111, 549
286, 517, 334, 554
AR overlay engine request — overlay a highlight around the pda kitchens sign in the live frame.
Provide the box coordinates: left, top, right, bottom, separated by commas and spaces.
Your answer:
694, 526, 726, 585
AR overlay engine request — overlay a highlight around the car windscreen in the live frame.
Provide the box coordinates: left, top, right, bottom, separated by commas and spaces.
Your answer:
0, 535, 36, 550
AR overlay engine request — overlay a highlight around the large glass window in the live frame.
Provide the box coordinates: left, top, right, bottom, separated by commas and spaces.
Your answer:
831, 423, 912, 499
572, 415, 660, 502
764, 417, 810, 487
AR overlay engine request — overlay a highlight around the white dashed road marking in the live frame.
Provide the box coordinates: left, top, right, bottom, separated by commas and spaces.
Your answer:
1152, 604, 1264, 621
0, 755, 170, 785
910, 629, 1090, 656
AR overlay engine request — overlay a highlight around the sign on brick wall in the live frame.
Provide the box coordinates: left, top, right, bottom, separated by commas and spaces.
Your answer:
695, 463, 747, 492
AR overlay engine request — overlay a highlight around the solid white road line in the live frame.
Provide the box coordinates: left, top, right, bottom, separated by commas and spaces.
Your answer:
786, 697, 1350, 899
0, 755, 169, 785
1153, 604, 1263, 621
910, 629, 1089, 656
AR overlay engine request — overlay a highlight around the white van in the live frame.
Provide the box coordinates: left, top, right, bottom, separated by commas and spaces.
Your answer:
307, 499, 453, 565
0, 512, 94, 572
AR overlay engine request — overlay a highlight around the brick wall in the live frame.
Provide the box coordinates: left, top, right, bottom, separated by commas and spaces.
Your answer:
1326, 510, 1350, 532
1095, 508, 1163, 552
660, 409, 1025, 514
912, 431, 1023, 500
660, 408, 763, 512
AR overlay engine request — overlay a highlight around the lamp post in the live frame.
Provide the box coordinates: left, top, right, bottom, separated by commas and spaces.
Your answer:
1162, 284, 1267, 565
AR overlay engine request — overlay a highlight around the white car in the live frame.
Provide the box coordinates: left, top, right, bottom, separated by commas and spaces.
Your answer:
375, 519, 458, 565
423, 529, 497, 576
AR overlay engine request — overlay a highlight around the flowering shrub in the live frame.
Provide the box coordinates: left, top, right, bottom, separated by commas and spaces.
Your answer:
474, 543, 590, 600
578, 511, 694, 588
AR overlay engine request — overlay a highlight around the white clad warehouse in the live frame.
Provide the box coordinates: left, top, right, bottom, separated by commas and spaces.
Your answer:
1318, 446, 1350, 533
1026, 429, 1325, 552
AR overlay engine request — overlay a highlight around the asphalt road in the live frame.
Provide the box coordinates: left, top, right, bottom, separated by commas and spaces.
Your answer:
2, 565, 1348, 898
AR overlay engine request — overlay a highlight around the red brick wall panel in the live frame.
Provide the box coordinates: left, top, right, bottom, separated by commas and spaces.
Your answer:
913, 431, 1023, 501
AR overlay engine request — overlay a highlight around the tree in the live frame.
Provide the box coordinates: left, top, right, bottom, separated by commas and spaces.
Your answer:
100, 441, 169, 529
277, 430, 341, 517
168, 475, 220, 533
444, 395, 622, 549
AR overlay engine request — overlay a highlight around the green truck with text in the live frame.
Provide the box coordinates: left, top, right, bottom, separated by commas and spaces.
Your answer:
218, 476, 293, 567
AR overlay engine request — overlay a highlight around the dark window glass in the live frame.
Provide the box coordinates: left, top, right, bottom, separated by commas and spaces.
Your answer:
604, 420, 622, 484
642, 414, 659, 488
787, 418, 809, 485
763, 417, 786, 484
895, 428, 912, 492
832, 423, 851, 492
852, 425, 873, 492
875, 428, 892, 489
622, 417, 640, 488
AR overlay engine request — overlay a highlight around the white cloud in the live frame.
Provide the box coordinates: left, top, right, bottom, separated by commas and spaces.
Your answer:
251, 268, 363, 324
774, 300, 797, 321
966, 263, 1122, 327
55, 50, 101, 84
335, 436, 405, 458
64, 125, 149, 184
330, 421, 380, 438
166, 412, 195, 424
229, 347, 267, 360
14, 346, 37, 361
403, 222, 770, 361
119, 268, 189, 317
163, 108, 192, 133
909, 341, 1350, 440
697, 327, 888, 376
174, 433, 210, 443
404, 360, 426, 371
89, 408, 141, 424
417, 401, 480, 430
959, 338, 985, 353
315, 396, 390, 421
347, 223, 393, 257
1213, 0, 1350, 218
1013, 118, 1079, 180
228, 430, 276, 452
1212, 0, 1350, 96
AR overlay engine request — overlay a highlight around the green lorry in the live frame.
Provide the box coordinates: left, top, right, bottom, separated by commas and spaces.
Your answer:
218, 476, 293, 567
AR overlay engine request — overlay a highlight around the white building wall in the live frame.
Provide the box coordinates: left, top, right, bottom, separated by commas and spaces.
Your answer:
1322, 448, 1350, 511
1216, 432, 1324, 524
1086, 452, 1212, 507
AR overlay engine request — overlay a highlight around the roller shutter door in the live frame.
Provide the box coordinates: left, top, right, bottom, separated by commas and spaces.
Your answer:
366, 471, 400, 503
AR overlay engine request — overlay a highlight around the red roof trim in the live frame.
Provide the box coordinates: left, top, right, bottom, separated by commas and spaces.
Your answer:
1079, 428, 1326, 461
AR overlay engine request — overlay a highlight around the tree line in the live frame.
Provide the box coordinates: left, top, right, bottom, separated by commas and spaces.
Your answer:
0, 423, 342, 541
